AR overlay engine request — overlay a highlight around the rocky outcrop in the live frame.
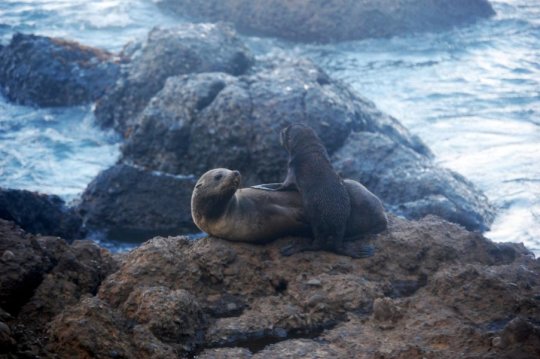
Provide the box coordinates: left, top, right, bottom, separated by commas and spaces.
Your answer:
2, 215, 535, 358
0, 33, 120, 107
0, 187, 83, 240
332, 132, 495, 231
77, 164, 197, 241
94, 23, 254, 136
39, 24, 489, 236
157, 0, 495, 43
117, 55, 493, 232
0, 219, 117, 357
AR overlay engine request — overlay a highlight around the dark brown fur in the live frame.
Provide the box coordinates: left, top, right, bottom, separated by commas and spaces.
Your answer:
278, 123, 351, 252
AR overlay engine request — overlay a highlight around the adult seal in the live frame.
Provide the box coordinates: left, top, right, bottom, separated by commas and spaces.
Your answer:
191, 168, 387, 258
191, 168, 309, 243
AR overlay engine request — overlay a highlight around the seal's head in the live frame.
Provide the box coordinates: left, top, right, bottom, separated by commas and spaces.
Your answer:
280, 123, 323, 154
191, 168, 241, 223
193, 168, 241, 199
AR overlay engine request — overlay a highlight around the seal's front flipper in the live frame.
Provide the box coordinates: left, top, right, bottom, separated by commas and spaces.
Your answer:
250, 183, 282, 191
336, 242, 375, 259
250, 183, 297, 191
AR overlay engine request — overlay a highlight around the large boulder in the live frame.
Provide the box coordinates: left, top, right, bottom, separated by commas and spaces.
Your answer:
121, 56, 428, 182
119, 55, 493, 231
332, 132, 495, 231
77, 164, 197, 241
40, 215, 539, 358
0, 33, 120, 106
0, 188, 83, 240
157, 0, 495, 43
94, 23, 254, 136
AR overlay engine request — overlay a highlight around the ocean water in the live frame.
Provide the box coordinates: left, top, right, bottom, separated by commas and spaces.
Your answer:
0, 0, 538, 255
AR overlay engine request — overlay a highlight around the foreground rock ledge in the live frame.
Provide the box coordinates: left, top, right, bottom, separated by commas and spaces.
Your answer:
2, 216, 538, 358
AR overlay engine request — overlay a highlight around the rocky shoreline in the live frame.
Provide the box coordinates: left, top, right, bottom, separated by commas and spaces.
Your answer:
1, 4, 539, 357
1, 23, 494, 240
1, 216, 539, 358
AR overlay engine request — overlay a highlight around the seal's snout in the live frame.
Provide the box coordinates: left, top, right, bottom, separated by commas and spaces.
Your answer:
233, 170, 240, 177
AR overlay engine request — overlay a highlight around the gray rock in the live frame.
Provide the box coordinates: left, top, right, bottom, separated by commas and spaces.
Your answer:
0, 220, 53, 314
0, 33, 120, 106
0, 188, 84, 241
94, 23, 254, 135
122, 56, 428, 183
77, 164, 197, 240
120, 55, 493, 231
331, 132, 496, 231
157, 0, 495, 43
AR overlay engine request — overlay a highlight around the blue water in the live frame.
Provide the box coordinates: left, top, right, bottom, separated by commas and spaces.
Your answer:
0, 0, 538, 255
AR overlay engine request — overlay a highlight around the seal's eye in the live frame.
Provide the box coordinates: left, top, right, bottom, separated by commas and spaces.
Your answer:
214, 174, 223, 181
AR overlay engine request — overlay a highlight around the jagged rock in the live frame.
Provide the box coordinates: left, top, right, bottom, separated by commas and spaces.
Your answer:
120, 54, 427, 178
94, 23, 254, 136
157, 0, 495, 43
197, 347, 252, 359
0, 219, 118, 357
17, 238, 118, 329
0, 219, 55, 314
41, 215, 539, 358
1, 216, 538, 357
47, 297, 138, 358
0, 320, 16, 351
331, 132, 496, 231
0, 187, 84, 240
372, 297, 402, 323
77, 164, 197, 240
120, 54, 492, 231
0, 33, 120, 106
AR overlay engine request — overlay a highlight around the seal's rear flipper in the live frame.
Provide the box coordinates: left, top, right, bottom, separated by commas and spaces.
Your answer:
280, 237, 314, 256
280, 238, 375, 259
338, 242, 375, 259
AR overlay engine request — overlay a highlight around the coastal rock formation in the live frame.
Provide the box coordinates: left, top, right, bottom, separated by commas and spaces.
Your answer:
0, 33, 120, 107
157, 0, 495, 43
0, 219, 117, 356
2, 216, 538, 358
0, 188, 83, 240
1, 24, 494, 239
117, 54, 493, 231
94, 23, 254, 136
76, 164, 197, 241
332, 132, 495, 231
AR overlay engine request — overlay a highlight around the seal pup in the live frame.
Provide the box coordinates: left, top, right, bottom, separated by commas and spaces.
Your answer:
191, 168, 310, 243
273, 123, 351, 253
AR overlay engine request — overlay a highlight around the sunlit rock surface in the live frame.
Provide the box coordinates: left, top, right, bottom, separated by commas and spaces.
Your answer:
1, 216, 538, 358
156, 0, 495, 43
